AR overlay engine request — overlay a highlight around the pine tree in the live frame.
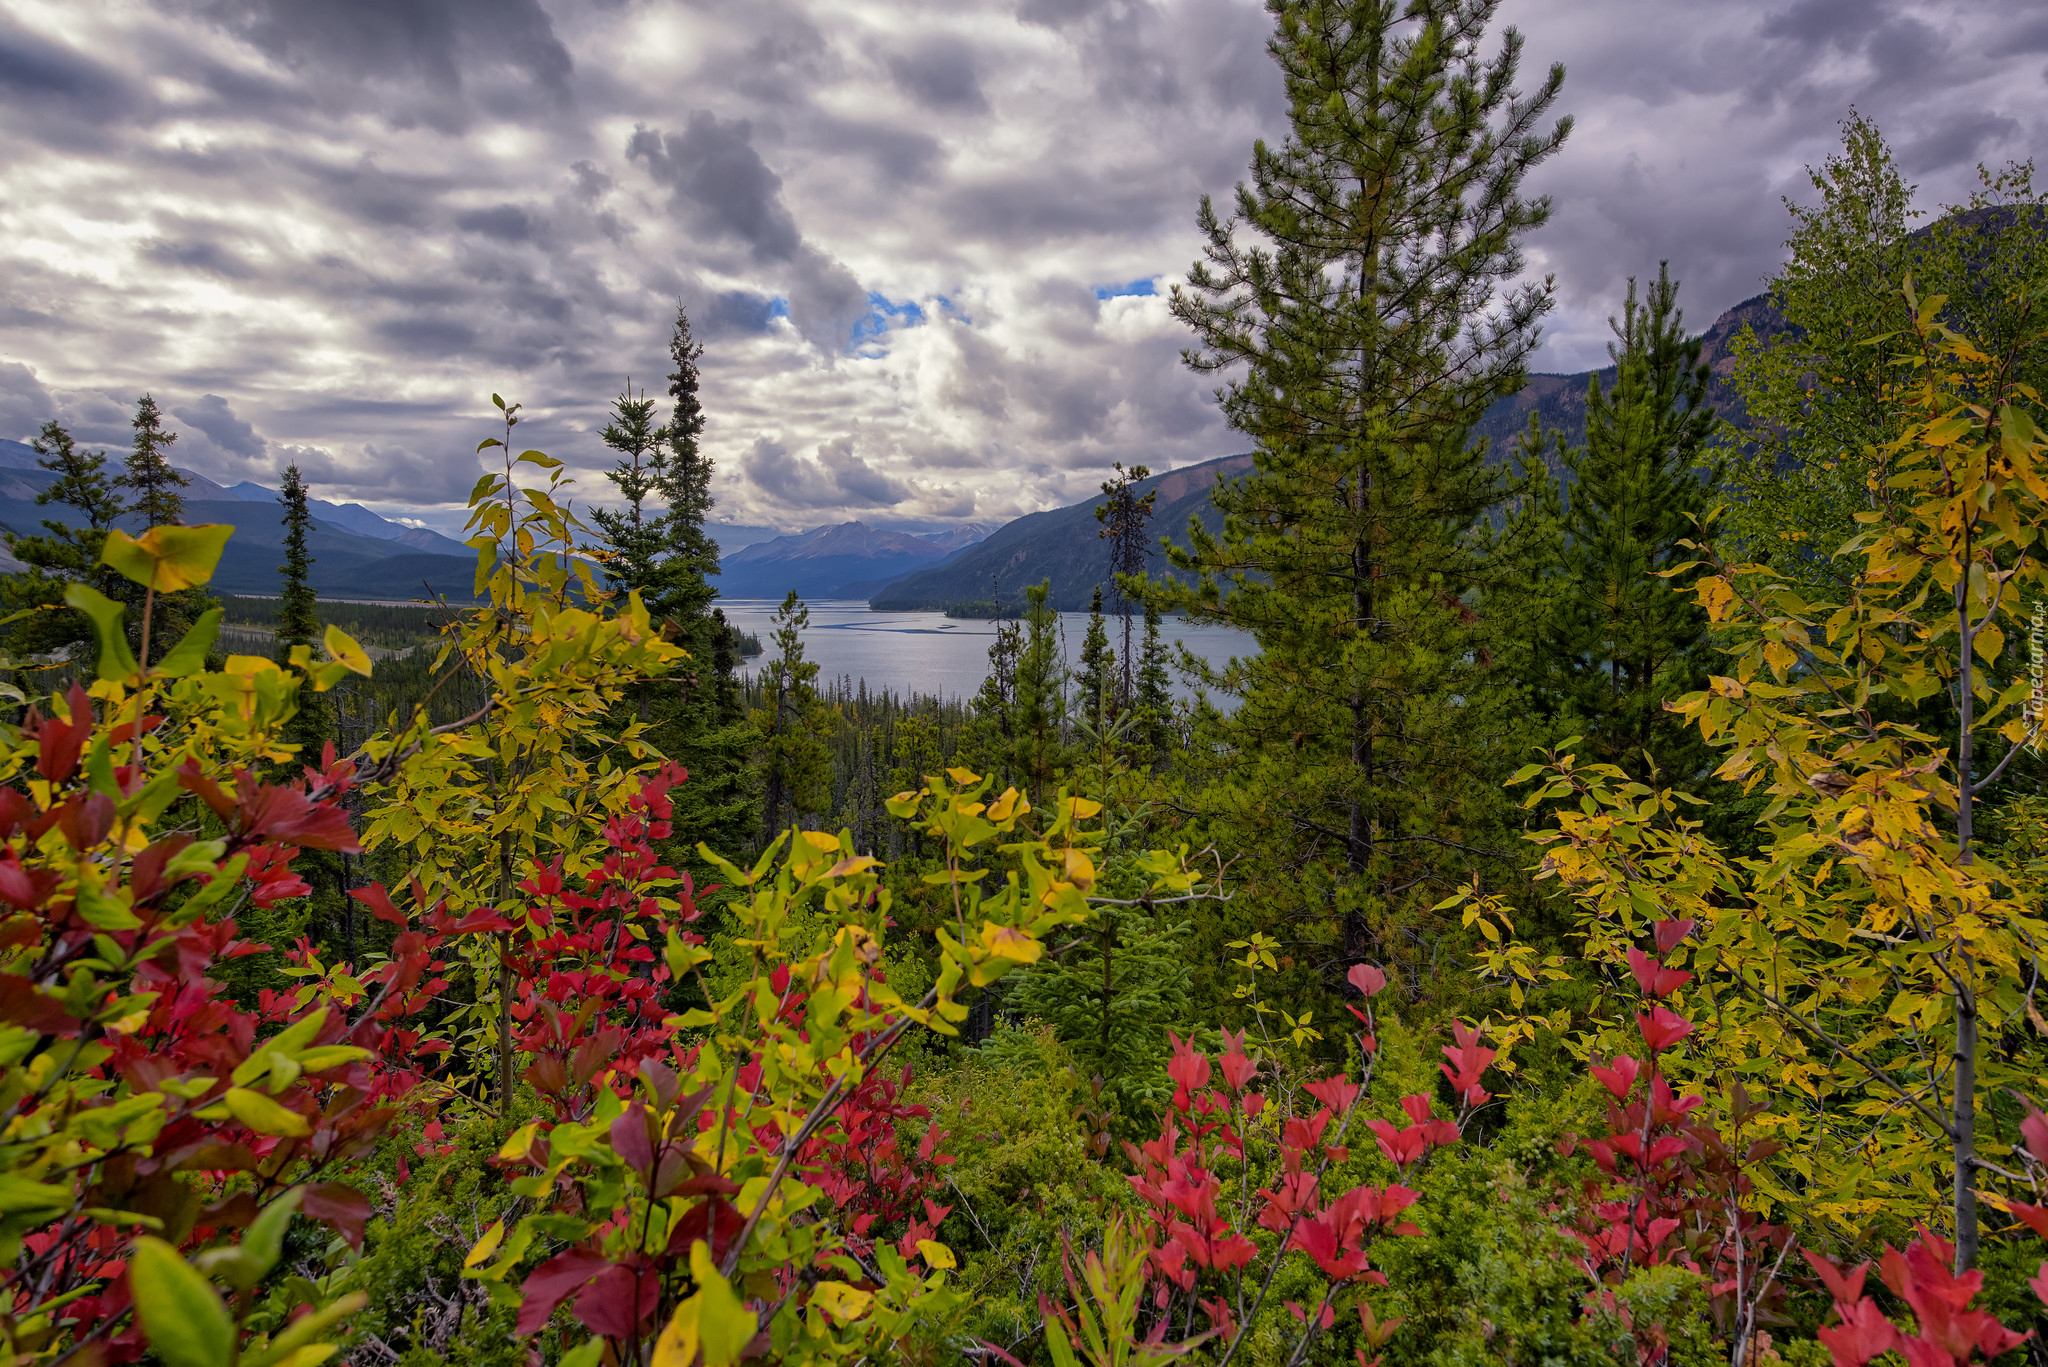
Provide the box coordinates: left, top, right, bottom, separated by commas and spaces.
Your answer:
655, 303, 718, 628
1095, 463, 1155, 707
590, 383, 674, 723
0, 422, 124, 658
119, 395, 188, 529
1075, 586, 1114, 728
275, 465, 328, 753
590, 384, 669, 605
1150, 0, 1568, 981
962, 578, 1023, 783
1010, 581, 1066, 808
1543, 266, 1715, 780
1135, 600, 1174, 761
756, 591, 831, 843
114, 396, 208, 664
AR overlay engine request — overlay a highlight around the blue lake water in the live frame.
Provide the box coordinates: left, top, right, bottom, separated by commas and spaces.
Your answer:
716, 600, 1255, 703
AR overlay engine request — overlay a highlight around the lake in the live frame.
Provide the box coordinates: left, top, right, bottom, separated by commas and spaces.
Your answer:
715, 600, 1255, 703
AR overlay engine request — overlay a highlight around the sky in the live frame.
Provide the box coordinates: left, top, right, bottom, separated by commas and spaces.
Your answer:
0, 0, 2042, 537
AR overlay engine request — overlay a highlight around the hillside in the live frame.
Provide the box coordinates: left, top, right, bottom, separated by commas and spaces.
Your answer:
868, 289, 1795, 614
721, 520, 995, 600
870, 455, 1254, 612
1464, 291, 1791, 465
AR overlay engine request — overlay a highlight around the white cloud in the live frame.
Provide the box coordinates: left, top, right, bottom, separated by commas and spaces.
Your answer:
0, 0, 2039, 532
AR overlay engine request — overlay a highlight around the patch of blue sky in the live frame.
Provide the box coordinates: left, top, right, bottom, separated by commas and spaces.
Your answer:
849, 291, 928, 354
1094, 278, 1158, 300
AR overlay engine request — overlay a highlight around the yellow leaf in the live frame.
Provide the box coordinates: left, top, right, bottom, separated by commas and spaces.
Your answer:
1698, 576, 1737, 621
945, 766, 982, 786
497, 1121, 541, 1162
916, 1239, 957, 1270
222, 1087, 310, 1138
1063, 848, 1096, 892
652, 1299, 699, 1367
987, 787, 1025, 821
1973, 619, 2005, 664
811, 1280, 874, 1323
323, 624, 373, 676
101, 524, 235, 593
1067, 796, 1103, 821
980, 921, 1043, 966
464, 1220, 505, 1269
800, 831, 840, 852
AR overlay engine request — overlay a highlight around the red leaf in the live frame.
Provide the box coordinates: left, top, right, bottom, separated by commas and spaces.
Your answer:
57, 793, 115, 852
1635, 1006, 1694, 1053
1653, 919, 1696, 955
33, 684, 92, 784
611, 1103, 654, 1174
573, 1263, 660, 1339
1347, 963, 1387, 998
515, 1249, 609, 1337
300, 1184, 373, 1249
350, 883, 409, 928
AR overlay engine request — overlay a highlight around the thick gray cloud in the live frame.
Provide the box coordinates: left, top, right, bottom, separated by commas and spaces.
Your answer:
0, 0, 2040, 535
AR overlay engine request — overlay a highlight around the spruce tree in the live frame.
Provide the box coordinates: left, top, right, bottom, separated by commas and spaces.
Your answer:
1075, 586, 1114, 728
1135, 601, 1174, 761
275, 465, 329, 753
656, 303, 718, 627
756, 591, 830, 842
1095, 463, 1155, 707
1010, 581, 1066, 808
962, 578, 1023, 783
1151, 0, 1568, 981
1, 422, 124, 660
114, 395, 211, 664
590, 384, 669, 606
590, 383, 674, 722
119, 395, 188, 529
1544, 266, 1715, 780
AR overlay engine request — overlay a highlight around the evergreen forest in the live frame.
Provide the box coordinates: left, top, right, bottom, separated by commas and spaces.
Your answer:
5, 4, 2048, 1367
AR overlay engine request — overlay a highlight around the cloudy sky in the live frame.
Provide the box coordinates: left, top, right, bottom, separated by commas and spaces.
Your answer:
0, 0, 2041, 536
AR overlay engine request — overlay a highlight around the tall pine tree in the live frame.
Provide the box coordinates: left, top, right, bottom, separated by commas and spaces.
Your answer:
1075, 586, 1114, 728
656, 303, 719, 627
590, 383, 673, 722
1539, 265, 1715, 781
755, 591, 831, 843
275, 464, 329, 754
120, 395, 188, 529
1150, 0, 1568, 983
1095, 463, 1155, 707
115, 396, 206, 663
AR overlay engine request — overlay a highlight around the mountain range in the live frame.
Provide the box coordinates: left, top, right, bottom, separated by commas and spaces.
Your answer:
0, 438, 481, 600
864, 287, 1791, 612
721, 521, 999, 600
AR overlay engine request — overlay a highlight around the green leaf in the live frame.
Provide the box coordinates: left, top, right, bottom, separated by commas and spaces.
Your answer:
156, 608, 224, 678
0, 1175, 73, 1215
237, 1188, 302, 1286
130, 1237, 234, 1367
101, 525, 235, 592
221, 1086, 311, 1137
516, 449, 563, 469
559, 1339, 606, 1367
690, 1240, 757, 1367
64, 583, 139, 682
